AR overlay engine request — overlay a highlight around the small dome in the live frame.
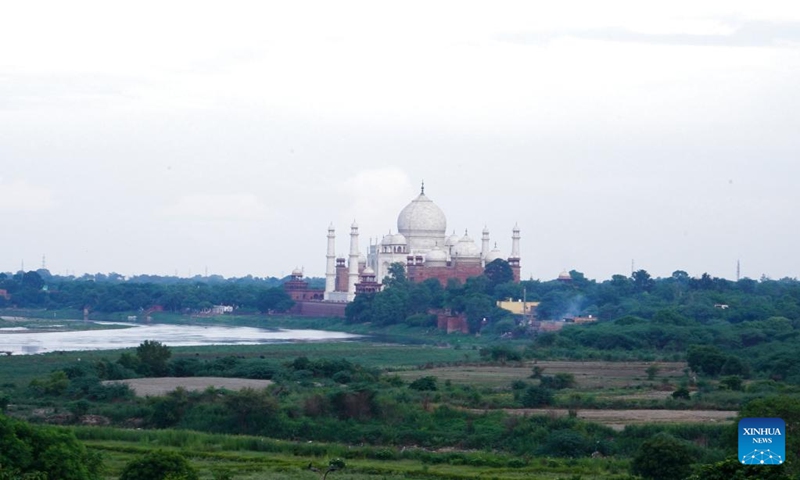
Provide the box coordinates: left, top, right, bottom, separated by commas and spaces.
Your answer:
484, 245, 504, 264
558, 270, 571, 280
359, 254, 367, 264
445, 230, 460, 247
381, 232, 407, 246
391, 233, 407, 245
453, 232, 480, 258
291, 267, 303, 277
426, 247, 448, 264
362, 266, 375, 275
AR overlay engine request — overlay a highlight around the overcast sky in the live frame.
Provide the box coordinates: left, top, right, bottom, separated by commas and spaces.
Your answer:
2, 1, 799, 281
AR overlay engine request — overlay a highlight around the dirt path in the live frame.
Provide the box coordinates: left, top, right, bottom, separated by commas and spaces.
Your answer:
104, 377, 273, 396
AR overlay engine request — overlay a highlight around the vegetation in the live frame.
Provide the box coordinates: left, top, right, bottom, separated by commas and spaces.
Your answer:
119, 450, 198, 480
4, 265, 800, 478
0, 414, 101, 480
0, 270, 295, 313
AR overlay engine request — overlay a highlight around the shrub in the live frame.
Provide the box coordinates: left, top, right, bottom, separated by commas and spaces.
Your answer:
540, 373, 576, 390
631, 433, 696, 480
119, 450, 198, 480
409, 376, 438, 391
521, 386, 553, 407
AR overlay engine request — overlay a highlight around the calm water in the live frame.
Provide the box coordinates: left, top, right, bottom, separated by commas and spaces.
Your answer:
0, 322, 359, 355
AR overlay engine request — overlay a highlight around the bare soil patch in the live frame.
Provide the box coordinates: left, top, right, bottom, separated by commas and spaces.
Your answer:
105, 377, 273, 397
395, 360, 686, 389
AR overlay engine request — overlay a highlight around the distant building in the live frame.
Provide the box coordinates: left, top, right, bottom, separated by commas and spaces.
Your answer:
497, 300, 540, 316
322, 184, 521, 302
570, 315, 597, 324
283, 269, 346, 317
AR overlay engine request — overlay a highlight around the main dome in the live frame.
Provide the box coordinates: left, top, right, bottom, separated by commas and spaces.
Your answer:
397, 192, 447, 240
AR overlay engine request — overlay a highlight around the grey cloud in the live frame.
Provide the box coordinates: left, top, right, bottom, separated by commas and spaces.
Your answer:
496, 21, 800, 48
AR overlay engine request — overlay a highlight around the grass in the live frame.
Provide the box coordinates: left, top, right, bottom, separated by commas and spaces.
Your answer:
73, 426, 633, 480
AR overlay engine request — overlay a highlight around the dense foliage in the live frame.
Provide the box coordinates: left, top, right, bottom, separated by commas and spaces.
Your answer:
0, 270, 296, 313
0, 414, 101, 480
119, 450, 198, 480
346, 261, 514, 332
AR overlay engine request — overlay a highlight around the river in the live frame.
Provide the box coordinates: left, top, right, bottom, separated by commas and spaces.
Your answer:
0, 322, 359, 355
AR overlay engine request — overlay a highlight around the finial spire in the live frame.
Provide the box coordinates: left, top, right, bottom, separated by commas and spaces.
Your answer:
421, 180, 425, 194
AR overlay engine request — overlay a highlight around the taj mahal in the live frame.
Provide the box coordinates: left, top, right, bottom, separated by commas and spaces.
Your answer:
320, 184, 521, 303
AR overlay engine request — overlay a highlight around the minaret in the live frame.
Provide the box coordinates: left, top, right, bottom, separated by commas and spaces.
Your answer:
347, 220, 360, 301
509, 223, 521, 282
511, 223, 520, 258
481, 226, 490, 266
324, 223, 336, 300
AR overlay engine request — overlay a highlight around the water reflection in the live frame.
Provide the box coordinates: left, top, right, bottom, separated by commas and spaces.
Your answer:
0, 322, 359, 355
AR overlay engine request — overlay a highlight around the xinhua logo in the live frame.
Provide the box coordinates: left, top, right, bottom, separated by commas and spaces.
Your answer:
739, 418, 785, 465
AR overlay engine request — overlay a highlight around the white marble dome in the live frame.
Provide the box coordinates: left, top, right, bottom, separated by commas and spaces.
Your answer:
484, 245, 504, 264
425, 246, 448, 266
397, 192, 447, 244
381, 232, 407, 245
444, 230, 460, 247
453, 232, 481, 258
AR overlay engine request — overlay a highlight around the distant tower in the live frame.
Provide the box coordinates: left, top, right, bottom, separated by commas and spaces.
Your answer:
481, 226, 490, 266
324, 223, 336, 300
737, 260, 741, 281
508, 223, 521, 282
41, 254, 46, 270
347, 221, 360, 301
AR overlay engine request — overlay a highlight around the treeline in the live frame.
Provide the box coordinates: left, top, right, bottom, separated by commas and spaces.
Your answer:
525, 269, 800, 323
0, 270, 297, 313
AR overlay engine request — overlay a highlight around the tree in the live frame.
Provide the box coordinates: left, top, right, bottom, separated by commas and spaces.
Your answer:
20, 271, 45, 291
521, 386, 553, 407
223, 388, 278, 433
632, 269, 655, 293
256, 287, 295, 313
484, 259, 513, 292
119, 450, 198, 480
383, 262, 407, 288
631, 433, 697, 480
135, 340, 172, 376
409, 376, 437, 391
0, 414, 101, 480
687, 345, 727, 376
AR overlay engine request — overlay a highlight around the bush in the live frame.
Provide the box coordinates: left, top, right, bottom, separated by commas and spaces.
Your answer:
119, 450, 198, 480
631, 433, 696, 480
521, 386, 553, 407
0, 414, 102, 480
672, 387, 691, 400
540, 373, 576, 390
409, 376, 438, 391
538, 430, 593, 458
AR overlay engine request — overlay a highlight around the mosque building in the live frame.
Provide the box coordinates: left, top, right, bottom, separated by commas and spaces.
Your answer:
322, 184, 521, 303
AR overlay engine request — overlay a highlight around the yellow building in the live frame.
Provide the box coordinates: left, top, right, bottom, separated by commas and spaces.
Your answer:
497, 300, 539, 316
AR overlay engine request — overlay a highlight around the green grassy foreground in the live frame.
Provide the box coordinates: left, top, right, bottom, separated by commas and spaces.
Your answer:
74, 426, 633, 480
